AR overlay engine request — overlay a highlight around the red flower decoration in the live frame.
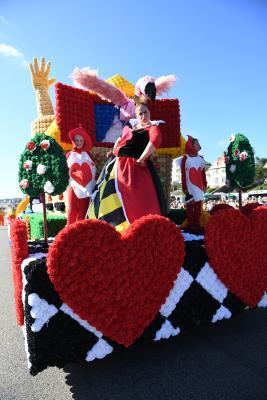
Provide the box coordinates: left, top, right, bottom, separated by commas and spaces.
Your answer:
10, 219, 29, 325
47, 215, 185, 347
205, 208, 267, 307
209, 203, 234, 215
40, 139, 50, 151
240, 202, 261, 216
27, 141, 36, 152
233, 149, 240, 157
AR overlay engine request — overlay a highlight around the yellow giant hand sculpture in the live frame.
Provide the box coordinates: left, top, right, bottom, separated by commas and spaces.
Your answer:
28, 57, 56, 117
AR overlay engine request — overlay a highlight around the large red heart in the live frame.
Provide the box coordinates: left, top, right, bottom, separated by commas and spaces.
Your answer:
70, 162, 92, 187
47, 215, 185, 347
205, 208, 267, 307
189, 167, 204, 190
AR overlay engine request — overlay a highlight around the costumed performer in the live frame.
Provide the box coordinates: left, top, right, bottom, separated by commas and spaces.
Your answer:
178, 136, 207, 233
88, 97, 167, 232
0, 208, 5, 226
66, 126, 96, 225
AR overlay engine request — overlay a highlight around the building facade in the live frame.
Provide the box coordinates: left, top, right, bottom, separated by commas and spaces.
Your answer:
206, 154, 226, 189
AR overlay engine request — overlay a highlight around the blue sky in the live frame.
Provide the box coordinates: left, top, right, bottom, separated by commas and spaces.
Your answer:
0, 0, 266, 198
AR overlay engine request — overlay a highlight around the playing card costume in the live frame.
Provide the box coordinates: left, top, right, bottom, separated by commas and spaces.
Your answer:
66, 126, 96, 224
178, 135, 207, 232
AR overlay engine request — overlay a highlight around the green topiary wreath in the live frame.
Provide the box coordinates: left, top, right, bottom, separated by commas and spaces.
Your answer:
18, 133, 69, 197
225, 133, 255, 188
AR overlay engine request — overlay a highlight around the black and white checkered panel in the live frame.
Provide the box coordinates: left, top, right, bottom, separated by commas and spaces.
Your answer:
22, 253, 114, 376
27, 239, 54, 255
20, 233, 267, 375
153, 232, 249, 341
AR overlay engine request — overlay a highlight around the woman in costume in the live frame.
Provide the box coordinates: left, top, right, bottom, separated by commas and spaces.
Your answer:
66, 126, 96, 224
88, 98, 167, 232
178, 135, 207, 233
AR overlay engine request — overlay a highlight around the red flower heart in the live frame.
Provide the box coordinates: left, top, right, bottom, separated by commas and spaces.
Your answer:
47, 215, 185, 347
69, 162, 92, 187
205, 208, 267, 307
189, 167, 204, 190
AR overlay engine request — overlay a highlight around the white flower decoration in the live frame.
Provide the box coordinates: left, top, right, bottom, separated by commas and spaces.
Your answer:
19, 179, 29, 189
37, 164, 47, 175
239, 151, 248, 161
44, 181, 54, 194
23, 160, 33, 170
229, 134, 235, 142
229, 164, 236, 173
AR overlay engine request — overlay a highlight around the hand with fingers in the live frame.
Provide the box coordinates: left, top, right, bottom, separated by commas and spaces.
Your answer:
29, 57, 56, 90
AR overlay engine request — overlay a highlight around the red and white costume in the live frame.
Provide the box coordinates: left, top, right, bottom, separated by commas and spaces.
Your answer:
66, 126, 96, 225
181, 154, 206, 202
178, 136, 207, 232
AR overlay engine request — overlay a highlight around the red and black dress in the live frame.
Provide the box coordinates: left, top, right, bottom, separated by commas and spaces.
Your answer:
88, 124, 166, 232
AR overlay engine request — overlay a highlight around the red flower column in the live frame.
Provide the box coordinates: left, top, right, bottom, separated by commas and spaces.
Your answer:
10, 219, 29, 325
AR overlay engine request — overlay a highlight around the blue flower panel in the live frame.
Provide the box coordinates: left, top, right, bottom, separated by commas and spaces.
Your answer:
94, 104, 124, 144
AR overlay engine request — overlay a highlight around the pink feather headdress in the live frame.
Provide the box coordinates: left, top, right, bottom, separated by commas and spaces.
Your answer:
135, 75, 176, 98
71, 67, 135, 120
71, 68, 176, 119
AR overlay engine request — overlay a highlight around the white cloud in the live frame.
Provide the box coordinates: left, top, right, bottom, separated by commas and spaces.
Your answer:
0, 43, 27, 67
0, 16, 8, 24
0, 43, 23, 58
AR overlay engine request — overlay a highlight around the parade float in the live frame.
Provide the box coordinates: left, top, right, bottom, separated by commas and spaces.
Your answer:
10, 58, 267, 376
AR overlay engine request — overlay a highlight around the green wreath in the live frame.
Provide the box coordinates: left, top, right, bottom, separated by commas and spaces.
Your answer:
18, 133, 69, 197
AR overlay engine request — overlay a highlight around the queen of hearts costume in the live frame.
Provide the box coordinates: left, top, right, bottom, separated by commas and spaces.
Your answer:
71, 70, 176, 231
88, 121, 167, 232
66, 126, 96, 224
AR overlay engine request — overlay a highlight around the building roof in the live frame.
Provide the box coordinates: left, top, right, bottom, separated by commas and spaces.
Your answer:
209, 154, 225, 169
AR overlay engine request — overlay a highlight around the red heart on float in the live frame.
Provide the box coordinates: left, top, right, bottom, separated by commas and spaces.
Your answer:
69, 162, 92, 187
189, 167, 204, 190
47, 215, 185, 347
205, 208, 267, 307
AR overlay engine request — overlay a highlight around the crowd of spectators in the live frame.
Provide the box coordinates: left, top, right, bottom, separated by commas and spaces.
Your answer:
170, 196, 266, 211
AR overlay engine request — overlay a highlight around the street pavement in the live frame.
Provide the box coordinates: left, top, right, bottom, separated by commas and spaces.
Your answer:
0, 225, 266, 400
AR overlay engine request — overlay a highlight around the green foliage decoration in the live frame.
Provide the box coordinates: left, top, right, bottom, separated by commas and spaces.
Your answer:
21, 213, 67, 239
18, 133, 69, 197
225, 133, 255, 188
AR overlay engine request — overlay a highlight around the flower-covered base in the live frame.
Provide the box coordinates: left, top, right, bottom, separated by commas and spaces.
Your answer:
10, 211, 267, 376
